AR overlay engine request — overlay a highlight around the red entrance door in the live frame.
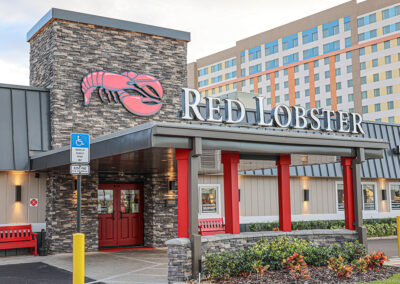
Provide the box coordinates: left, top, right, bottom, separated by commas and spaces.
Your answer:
98, 184, 143, 247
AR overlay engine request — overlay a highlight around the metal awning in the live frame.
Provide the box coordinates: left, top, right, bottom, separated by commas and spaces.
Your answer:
30, 121, 389, 173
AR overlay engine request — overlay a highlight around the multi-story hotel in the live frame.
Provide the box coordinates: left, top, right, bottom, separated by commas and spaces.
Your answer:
188, 0, 400, 123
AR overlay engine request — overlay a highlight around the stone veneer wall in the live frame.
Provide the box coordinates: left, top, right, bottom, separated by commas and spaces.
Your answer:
165, 229, 358, 282
46, 172, 98, 254
29, 18, 186, 253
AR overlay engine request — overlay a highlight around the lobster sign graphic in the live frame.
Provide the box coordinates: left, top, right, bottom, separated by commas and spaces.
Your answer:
81, 71, 163, 116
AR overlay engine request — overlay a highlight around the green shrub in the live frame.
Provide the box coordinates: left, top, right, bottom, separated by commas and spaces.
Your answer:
204, 236, 367, 280
249, 218, 398, 237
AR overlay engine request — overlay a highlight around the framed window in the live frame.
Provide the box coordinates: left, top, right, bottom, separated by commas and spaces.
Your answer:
199, 184, 221, 218
336, 182, 377, 213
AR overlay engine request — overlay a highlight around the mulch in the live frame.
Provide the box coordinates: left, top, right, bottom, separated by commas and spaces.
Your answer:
206, 266, 400, 283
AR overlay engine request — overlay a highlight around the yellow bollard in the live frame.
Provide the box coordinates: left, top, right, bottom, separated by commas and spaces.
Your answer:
73, 233, 85, 284
397, 216, 400, 258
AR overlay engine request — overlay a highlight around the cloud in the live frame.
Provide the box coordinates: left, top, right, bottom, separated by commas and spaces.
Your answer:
0, 58, 29, 85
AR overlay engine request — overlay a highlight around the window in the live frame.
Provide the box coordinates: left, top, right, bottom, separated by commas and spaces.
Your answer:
349, 108, 354, 113
358, 17, 365, 27
295, 66, 299, 73
315, 87, 320, 94
382, 9, 390, 20
336, 68, 341, 76
295, 79, 299, 86
370, 29, 377, 38
347, 65, 352, 74
371, 44, 377, 53
387, 86, 393, 94
266, 74, 270, 80
267, 85, 271, 92
362, 106, 368, 113
386, 70, 392, 79
315, 74, 319, 81
324, 57, 329, 65
199, 184, 221, 217
374, 88, 380, 97
314, 60, 319, 67
348, 93, 354, 102
241, 54, 245, 64
337, 96, 342, 104
389, 117, 395, 123
337, 183, 376, 212
250, 78, 253, 85
325, 84, 331, 92
361, 76, 366, 85
384, 40, 391, 49
326, 98, 331, 106
305, 76, 309, 83
316, 100, 321, 108
249, 49, 261, 61
345, 37, 351, 48
385, 56, 392, 64
344, 21, 351, 31
304, 63, 309, 70
360, 62, 366, 70
346, 51, 352, 59
284, 81, 288, 88
336, 82, 342, 90
360, 47, 365, 56
348, 79, 353, 88
267, 98, 271, 105
388, 101, 394, 110
389, 183, 400, 210
284, 94, 289, 101
276, 96, 280, 103
241, 68, 246, 77
372, 59, 378, 67
305, 89, 310, 97
325, 71, 330, 79
284, 69, 288, 76
383, 25, 391, 35
361, 91, 367, 99
265, 42, 279, 56
358, 33, 365, 42
375, 103, 381, 112
306, 102, 310, 109
373, 73, 379, 82
369, 13, 376, 23
323, 40, 340, 54
295, 91, 300, 98
275, 83, 280, 90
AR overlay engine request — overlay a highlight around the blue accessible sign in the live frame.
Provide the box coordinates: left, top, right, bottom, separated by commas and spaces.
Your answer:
70, 133, 90, 163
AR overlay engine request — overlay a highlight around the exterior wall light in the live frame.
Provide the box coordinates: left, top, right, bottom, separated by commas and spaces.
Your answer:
15, 185, 22, 202
303, 189, 309, 202
382, 189, 387, 201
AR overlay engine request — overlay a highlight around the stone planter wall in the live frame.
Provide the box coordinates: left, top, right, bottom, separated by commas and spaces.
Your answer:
165, 229, 358, 283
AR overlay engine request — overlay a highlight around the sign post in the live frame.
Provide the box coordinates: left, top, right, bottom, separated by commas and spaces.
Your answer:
70, 133, 90, 284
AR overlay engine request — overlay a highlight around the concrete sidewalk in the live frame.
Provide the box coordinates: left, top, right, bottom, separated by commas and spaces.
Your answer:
0, 248, 168, 283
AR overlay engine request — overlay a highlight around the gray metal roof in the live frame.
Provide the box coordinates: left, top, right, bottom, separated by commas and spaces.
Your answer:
0, 83, 51, 170
27, 8, 191, 42
242, 120, 400, 179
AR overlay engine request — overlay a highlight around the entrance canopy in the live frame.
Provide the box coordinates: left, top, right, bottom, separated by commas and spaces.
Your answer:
30, 121, 388, 173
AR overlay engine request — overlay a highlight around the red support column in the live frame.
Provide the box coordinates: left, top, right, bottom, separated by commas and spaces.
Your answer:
175, 149, 190, 238
221, 152, 240, 234
341, 157, 355, 230
276, 154, 292, 232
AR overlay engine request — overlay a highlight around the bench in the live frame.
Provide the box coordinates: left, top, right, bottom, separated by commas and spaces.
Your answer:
0, 225, 38, 256
198, 218, 226, 236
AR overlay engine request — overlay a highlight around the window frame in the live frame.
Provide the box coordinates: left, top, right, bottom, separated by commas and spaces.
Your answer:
336, 181, 378, 213
389, 182, 400, 211
198, 184, 222, 219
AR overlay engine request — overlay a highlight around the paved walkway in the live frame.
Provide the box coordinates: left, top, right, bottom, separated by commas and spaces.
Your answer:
0, 249, 168, 283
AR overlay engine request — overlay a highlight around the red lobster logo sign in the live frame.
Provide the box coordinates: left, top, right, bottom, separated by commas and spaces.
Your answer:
81, 71, 163, 116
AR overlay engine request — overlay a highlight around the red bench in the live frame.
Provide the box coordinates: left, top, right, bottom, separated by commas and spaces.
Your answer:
0, 225, 38, 256
198, 218, 226, 236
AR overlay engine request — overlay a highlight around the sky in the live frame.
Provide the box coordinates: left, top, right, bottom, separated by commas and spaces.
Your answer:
0, 0, 350, 85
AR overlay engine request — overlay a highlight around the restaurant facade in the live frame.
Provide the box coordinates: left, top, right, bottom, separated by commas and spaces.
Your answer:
0, 8, 399, 282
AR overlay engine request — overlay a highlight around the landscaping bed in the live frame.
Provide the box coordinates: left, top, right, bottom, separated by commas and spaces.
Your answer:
218, 266, 400, 283
204, 236, 396, 283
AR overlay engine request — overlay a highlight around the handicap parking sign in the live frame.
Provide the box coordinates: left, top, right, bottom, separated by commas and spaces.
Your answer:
70, 133, 90, 163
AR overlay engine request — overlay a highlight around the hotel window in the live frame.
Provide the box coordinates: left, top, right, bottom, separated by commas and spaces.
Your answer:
233, 83, 237, 89
371, 44, 377, 53
212, 89, 216, 95
335, 54, 340, 62
314, 60, 319, 67
315, 87, 320, 94
386, 70, 392, 79
267, 86, 271, 92
348, 80, 353, 87
326, 98, 331, 106
346, 51, 352, 59
348, 93, 354, 102
265, 43, 279, 56
267, 98, 271, 105
382, 9, 390, 20
383, 25, 391, 35
284, 69, 288, 76
325, 84, 331, 92
385, 56, 391, 64
295, 91, 300, 99
266, 74, 270, 80
315, 74, 319, 81
324, 58, 329, 65
305, 76, 309, 83
375, 103, 381, 112
360, 48, 365, 56
337, 183, 376, 212
275, 71, 279, 78
295, 79, 299, 86
360, 62, 366, 70
373, 73, 379, 82
241, 68, 246, 77
325, 71, 330, 79
295, 66, 299, 73
316, 100, 321, 108
199, 184, 221, 218
336, 68, 341, 76
358, 17, 365, 27
336, 82, 342, 90
361, 76, 366, 85
242, 80, 246, 87
347, 65, 352, 73
374, 88, 380, 97
344, 21, 351, 31
305, 89, 310, 97
384, 41, 391, 49
276, 96, 280, 103
349, 108, 354, 113
361, 91, 367, 99
241, 54, 245, 64
372, 59, 378, 67
370, 29, 377, 39
284, 94, 289, 101
387, 86, 393, 94
358, 33, 365, 42
205, 90, 208, 96
219, 86, 222, 93
389, 117, 395, 123
276, 83, 280, 90
362, 106, 368, 114
388, 101, 394, 110
306, 102, 310, 109
284, 81, 288, 88
304, 63, 309, 70
337, 96, 342, 104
